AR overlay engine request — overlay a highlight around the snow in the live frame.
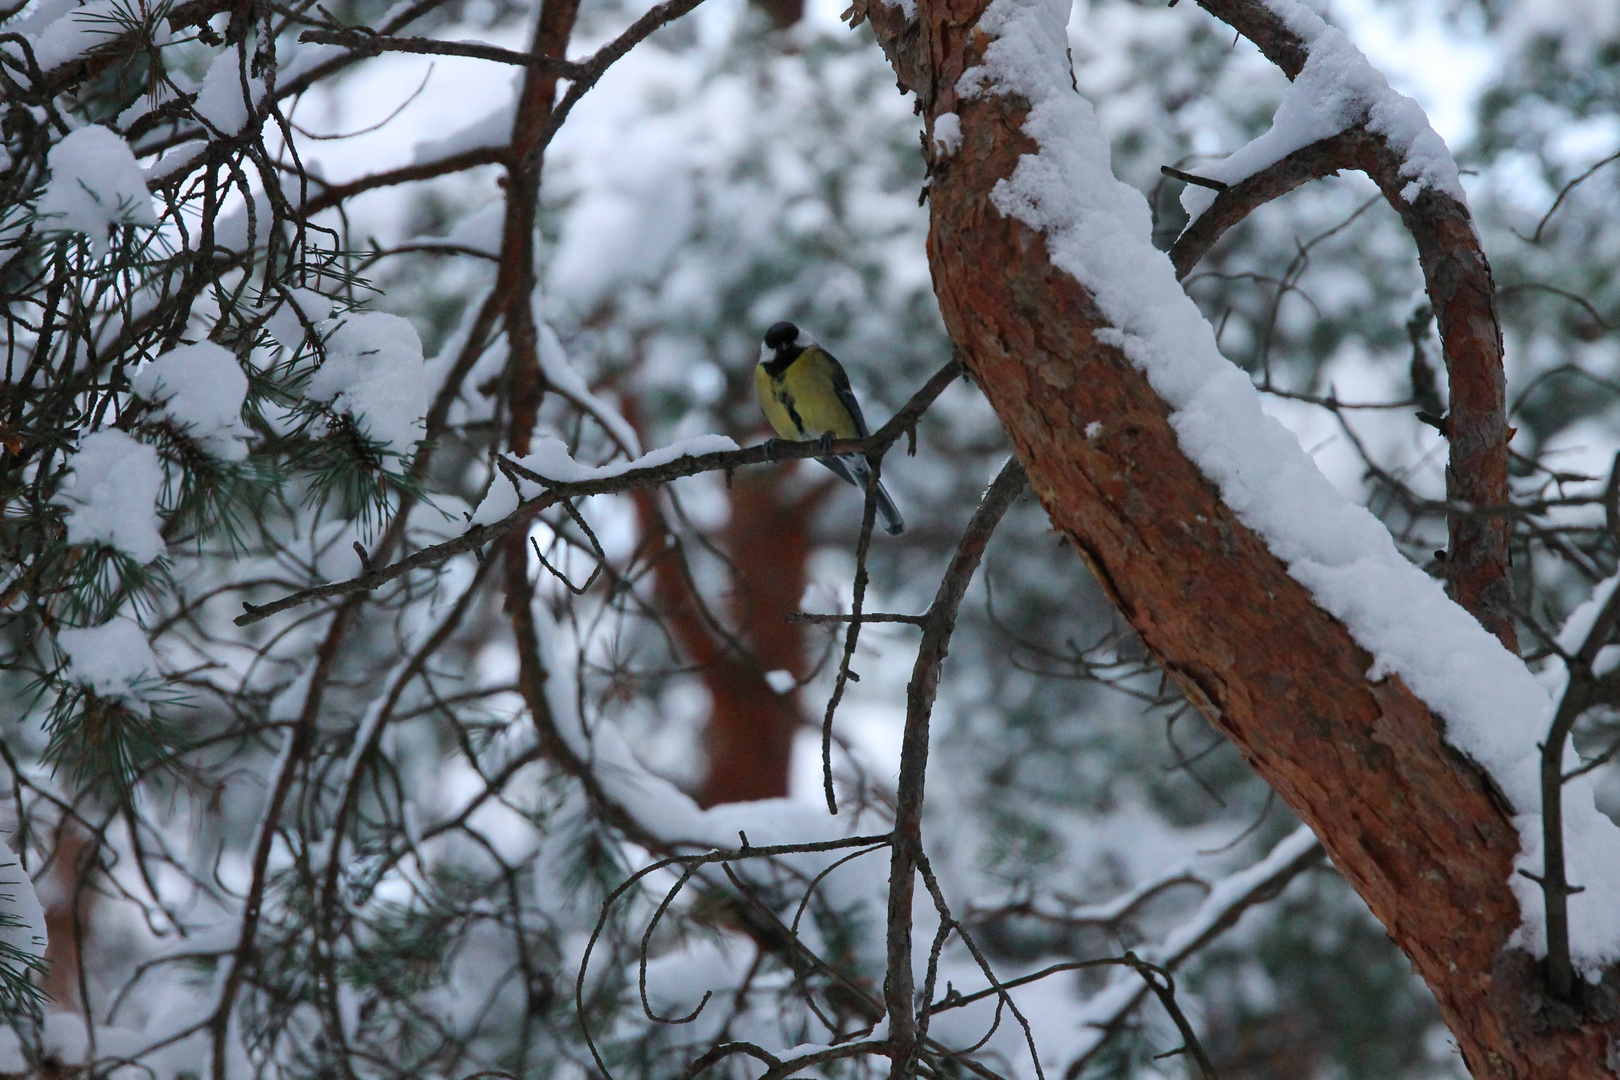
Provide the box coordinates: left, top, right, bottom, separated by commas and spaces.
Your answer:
305, 311, 431, 456
56, 617, 161, 711
1498, 0, 1620, 65
118, 74, 190, 130
537, 319, 642, 455
1556, 572, 1620, 655
765, 669, 797, 694
1173, 0, 1465, 221
193, 50, 266, 135
535, 603, 870, 865
932, 112, 962, 156
131, 342, 253, 460
264, 288, 334, 350
406, 201, 506, 256
1062, 826, 1318, 1062
53, 429, 165, 562
469, 434, 738, 525
411, 99, 515, 164
143, 139, 209, 183
956, 0, 1620, 973
15, 0, 128, 71
36, 125, 156, 258
0, 835, 46, 967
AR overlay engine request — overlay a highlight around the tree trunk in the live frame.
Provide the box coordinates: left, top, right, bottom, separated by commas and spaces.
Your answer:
850, 0, 1620, 1074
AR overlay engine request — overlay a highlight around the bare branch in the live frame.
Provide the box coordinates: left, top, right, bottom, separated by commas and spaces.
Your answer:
296, 28, 585, 76
886, 458, 1027, 1078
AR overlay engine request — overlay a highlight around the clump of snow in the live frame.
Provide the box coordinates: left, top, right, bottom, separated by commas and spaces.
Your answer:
305, 312, 431, 456
956, 0, 1620, 973
41, 1014, 87, 1066
143, 139, 208, 183
131, 342, 253, 460
932, 112, 963, 156
411, 99, 515, 164
264, 288, 334, 350
56, 617, 161, 712
144, 137, 208, 179
36, 126, 156, 258
469, 434, 739, 525
193, 50, 266, 135
764, 669, 797, 694
53, 429, 165, 562
1170, 0, 1464, 221
0, 836, 46, 969
1555, 573, 1620, 656
15, 0, 130, 71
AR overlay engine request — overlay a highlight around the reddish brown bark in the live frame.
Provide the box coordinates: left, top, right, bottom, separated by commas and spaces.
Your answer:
704, 470, 818, 804
844, 0, 1616, 1074
632, 467, 821, 807
618, 388, 823, 805
40, 820, 90, 1010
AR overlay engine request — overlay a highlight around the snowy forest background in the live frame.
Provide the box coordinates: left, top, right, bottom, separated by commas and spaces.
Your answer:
3, 0, 1620, 1076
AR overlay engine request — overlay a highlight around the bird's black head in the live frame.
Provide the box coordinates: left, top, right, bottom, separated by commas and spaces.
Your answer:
763, 322, 799, 351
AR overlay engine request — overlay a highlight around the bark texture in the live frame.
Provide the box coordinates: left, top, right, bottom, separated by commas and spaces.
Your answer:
844, 0, 1619, 1074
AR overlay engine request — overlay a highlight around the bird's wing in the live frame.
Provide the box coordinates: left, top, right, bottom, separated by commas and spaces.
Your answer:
826, 355, 871, 439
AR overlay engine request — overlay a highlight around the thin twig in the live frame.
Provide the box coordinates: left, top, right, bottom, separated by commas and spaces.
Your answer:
297, 27, 585, 76
1533, 577, 1620, 999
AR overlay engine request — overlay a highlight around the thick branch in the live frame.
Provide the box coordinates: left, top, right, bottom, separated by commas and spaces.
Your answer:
1168, 130, 1363, 279
855, 0, 1615, 1076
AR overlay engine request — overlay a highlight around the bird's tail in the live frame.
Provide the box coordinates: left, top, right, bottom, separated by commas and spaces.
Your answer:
822, 455, 905, 536
871, 479, 905, 536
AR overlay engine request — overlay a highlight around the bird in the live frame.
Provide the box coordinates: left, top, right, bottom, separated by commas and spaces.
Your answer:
755, 321, 905, 536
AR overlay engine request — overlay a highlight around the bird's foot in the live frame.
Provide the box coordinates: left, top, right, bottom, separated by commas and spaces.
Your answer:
818, 430, 838, 454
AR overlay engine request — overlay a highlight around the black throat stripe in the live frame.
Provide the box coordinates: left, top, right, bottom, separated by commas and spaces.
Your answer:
763, 345, 804, 377
779, 388, 805, 435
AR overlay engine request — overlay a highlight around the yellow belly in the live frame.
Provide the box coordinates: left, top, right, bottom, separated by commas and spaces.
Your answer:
754, 351, 863, 441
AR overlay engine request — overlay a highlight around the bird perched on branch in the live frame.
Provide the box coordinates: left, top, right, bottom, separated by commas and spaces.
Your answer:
755, 321, 905, 536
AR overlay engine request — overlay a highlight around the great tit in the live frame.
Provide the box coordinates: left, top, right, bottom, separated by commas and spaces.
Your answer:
756, 321, 905, 536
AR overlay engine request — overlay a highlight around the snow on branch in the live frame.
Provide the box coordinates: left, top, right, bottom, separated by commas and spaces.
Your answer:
1175, 0, 1517, 648
925, 0, 1620, 979
52, 429, 165, 563
234, 359, 962, 625
1059, 825, 1322, 1073
1174, 0, 1462, 221
36, 125, 156, 258
0, 838, 47, 1014
130, 342, 253, 461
